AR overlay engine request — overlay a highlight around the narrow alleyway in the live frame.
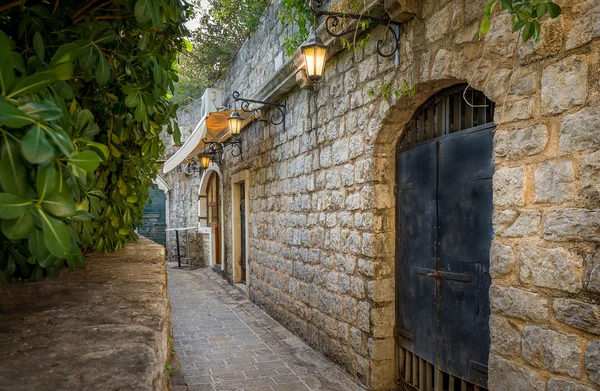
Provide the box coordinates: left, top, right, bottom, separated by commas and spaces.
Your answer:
167, 265, 366, 391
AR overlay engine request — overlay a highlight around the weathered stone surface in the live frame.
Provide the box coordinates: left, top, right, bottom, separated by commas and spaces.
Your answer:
494, 125, 548, 159
565, 0, 600, 50
488, 354, 546, 391
534, 160, 575, 204
490, 241, 516, 278
425, 6, 450, 43
500, 209, 540, 237
519, 245, 583, 293
522, 326, 581, 377
560, 105, 600, 152
581, 150, 600, 200
586, 249, 600, 294
585, 340, 600, 385
554, 299, 600, 335
489, 285, 549, 321
548, 379, 596, 391
493, 167, 525, 206
541, 55, 588, 114
0, 238, 172, 391
494, 98, 535, 125
544, 208, 600, 242
490, 315, 521, 356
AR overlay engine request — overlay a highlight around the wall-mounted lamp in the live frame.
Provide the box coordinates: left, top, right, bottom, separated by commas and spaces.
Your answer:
199, 155, 211, 169
301, 33, 328, 83
228, 110, 244, 136
232, 90, 286, 131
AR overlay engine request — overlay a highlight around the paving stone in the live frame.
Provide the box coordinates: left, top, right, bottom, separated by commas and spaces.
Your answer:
168, 266, 365, 391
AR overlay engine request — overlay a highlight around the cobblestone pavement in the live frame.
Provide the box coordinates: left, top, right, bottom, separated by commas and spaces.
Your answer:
167, 264, 367, 391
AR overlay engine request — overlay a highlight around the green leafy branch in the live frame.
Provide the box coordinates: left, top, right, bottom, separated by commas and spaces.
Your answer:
479, 0, 562, 42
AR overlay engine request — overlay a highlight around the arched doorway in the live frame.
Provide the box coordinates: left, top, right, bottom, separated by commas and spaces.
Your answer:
396, 85, 495, 390
206, 172, 222, 268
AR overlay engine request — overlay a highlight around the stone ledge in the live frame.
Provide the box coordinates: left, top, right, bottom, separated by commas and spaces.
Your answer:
0, 237, 172, 391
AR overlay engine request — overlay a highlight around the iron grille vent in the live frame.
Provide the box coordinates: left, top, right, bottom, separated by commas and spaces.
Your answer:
397, 346, 488, 391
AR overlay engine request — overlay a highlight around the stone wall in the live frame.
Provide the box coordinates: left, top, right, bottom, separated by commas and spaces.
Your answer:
164, 0, 600, 389
0, 237, 173, 391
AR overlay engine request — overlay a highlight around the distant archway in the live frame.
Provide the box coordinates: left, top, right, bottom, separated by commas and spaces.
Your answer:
198, 165, 225, 268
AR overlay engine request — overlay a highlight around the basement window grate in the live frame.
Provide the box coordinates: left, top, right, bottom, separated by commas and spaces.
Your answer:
397, 346, 488, 391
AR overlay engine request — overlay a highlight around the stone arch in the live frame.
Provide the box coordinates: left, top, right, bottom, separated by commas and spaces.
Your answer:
367, 69, 497, 388
198, 164, 225, 268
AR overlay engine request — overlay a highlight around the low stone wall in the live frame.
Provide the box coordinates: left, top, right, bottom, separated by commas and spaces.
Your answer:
0, 237, 172, 391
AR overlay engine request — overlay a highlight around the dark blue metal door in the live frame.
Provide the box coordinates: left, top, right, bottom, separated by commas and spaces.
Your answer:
395, 85, 495, 390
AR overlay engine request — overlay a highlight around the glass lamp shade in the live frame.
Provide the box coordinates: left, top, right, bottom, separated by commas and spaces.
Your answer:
228, 110, 243, 135
199, 155, 211, 169
301, 34, 328, 82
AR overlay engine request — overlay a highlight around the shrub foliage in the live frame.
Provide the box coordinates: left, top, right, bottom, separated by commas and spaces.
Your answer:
0, 0, 189, 282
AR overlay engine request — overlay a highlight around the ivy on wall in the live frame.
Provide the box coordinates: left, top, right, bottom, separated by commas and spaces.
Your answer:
0, 0, 190, 282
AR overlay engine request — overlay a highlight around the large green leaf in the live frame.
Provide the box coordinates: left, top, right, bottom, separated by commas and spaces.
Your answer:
70, 150, 101, 172
1, 210, 33, 240
85, 141, 110, 160
95, 54, 111, 85
7, 70, 58, 99
37, 209, 70, 259
135, 0, 153, 24
95, 30, 117, 45
49, 43, 76, 81
0, 100, 33, 128
19, 101, 63, 122
33, 32, 44, 60
21, 125, 55, 164
0, 193, 31, 219
36, 163, 58, 199
0, 136, 28, 195
28, 227, 49, 260
547, 2, 561, 18
0, 31, 15, 96
41, 193, 76, 217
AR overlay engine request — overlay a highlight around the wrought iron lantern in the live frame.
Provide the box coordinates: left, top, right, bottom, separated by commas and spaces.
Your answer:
199, 155, 211, 169
301, 33, 328, 82
228, 110, 243, 136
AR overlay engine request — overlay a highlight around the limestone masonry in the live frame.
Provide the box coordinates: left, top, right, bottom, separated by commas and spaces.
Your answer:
162, 1, 600, 389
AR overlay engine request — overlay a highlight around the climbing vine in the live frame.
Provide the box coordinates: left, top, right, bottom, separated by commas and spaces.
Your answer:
0, 0, 190, 282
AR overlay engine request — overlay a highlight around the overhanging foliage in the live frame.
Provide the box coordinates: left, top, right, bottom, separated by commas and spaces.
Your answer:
0, 0, 189, 282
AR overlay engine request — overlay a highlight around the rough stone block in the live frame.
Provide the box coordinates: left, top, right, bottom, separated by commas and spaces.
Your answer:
554, 298, 600, 335
366, 278, 394, 303
522, 326, 581, 377
494, 125, 548, 159
371, 305, 393, 338
493, 166, 525, 206
490, 241, 516, 278
586, 249, 600, 294
565, 1, 600, 50
581, 150, 600, 200
541, 55, 587, 114
368, 338, 394, 361
425, 6, 450, 43
494, 99, 534, 125
519, 245, 583, 293
490, 315, 521, 357
560, 105, 600, 152
534, 160, 575, 204
585, 340, 600, 385
548, 379, 596, 391
488, 354, 546, 391
489, 285, 549, 321
500, 209, 540, 237
543, 208, 600, 242
358, 301, 371, 332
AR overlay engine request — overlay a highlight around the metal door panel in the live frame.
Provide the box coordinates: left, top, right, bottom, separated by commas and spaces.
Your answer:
396, 141, 437, 364
437, 128, 493, 387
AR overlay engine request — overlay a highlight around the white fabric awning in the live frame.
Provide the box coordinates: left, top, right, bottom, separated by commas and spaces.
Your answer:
163, 115, 208, 174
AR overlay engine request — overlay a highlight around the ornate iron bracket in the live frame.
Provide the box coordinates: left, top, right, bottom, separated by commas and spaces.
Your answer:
201, 136, 242, 164
310, 0, 401, 58
232, 90, 287, 131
